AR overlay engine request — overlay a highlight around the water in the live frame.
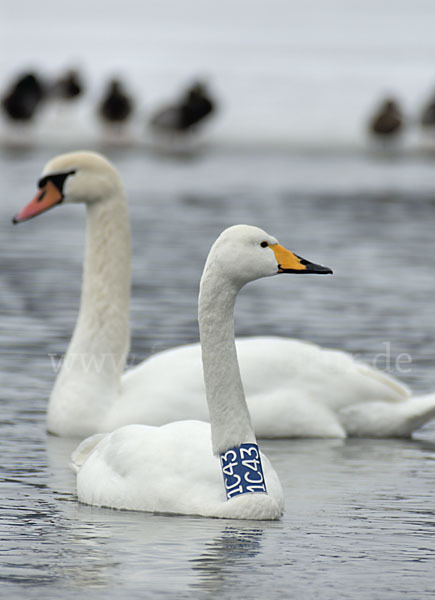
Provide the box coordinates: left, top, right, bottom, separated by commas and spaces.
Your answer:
3, 436, 435, 599
2, 1, 435, 598
1, 144, 435, 599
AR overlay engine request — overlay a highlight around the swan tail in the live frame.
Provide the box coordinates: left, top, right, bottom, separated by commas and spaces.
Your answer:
355, 362, 411, 401
339, 393, 435, 438
70, 433, 107, 473
398, 394, 435, 435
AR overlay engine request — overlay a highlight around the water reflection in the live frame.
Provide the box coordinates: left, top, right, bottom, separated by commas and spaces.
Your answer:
189, 525, 266, 594
45, 435, 78, 495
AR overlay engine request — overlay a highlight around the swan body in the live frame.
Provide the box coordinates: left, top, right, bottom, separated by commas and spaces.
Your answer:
72, 420, 283, 519
71, 224, 328, 518
13, 151, 435, 440
116, 337, 429, 439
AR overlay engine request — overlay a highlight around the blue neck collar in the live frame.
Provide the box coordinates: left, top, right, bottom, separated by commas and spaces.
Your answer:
220, 443, 268, 500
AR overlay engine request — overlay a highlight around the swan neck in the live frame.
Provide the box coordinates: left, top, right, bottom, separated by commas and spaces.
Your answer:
48, 188, 131, 435
199, 268, 256, 455
84, 194, 130, 303
76, 191, 130, 368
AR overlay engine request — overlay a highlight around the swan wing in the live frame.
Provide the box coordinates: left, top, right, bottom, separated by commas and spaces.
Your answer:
70, 433, 107, 473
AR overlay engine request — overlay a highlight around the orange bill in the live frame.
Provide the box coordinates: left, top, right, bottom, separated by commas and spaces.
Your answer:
12, 180, 63, 224
271, 244, 332, 274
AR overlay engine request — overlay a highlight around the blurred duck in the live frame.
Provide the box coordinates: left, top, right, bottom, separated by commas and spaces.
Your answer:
420, 93, 435, 141
97, 78, 134, 127
150, 80, 216, 134
51, 69, 84, 103
368, 98, 403, 142
12, 151, 435, 441
1, 71, 46, 122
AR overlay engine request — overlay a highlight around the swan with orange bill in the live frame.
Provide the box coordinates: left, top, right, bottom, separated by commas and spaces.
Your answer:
13, 151, 435, 439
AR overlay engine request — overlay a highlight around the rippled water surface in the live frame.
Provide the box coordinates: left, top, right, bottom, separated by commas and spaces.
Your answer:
1, 144, 435, 599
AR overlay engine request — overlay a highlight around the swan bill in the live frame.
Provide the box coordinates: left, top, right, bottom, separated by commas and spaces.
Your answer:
12, 180, 63, 224
271, 244, 333, 274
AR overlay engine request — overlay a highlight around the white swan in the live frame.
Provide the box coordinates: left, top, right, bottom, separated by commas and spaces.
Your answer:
71, 224, 331, 518
13, 151, 435, 439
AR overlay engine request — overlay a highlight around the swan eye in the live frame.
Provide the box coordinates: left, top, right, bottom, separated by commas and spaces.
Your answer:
260, 241, 269, 248
38, 170, 76, 192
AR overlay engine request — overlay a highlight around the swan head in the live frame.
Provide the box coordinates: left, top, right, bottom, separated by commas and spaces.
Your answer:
203, 225, 332, 290
12, 151, 123, 223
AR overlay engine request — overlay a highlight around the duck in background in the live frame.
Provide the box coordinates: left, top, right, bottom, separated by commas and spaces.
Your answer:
97, 78, 134, 143
46, 68, 86, 128
149, 80, 216, 151
368, 97, 403, 148
51, 68, 84, 105
420, 91, 435, 148
1, 71, 46, 123
1, 71, 47, 146
150, 80, 215, 133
